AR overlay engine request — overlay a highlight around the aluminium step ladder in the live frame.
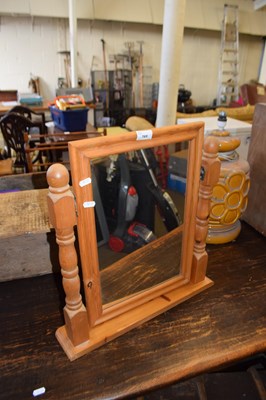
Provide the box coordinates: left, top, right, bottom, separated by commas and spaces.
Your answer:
217, 4, 239, 106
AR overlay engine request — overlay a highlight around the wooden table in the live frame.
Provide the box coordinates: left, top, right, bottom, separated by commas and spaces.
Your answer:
0, 100, 51, 115
0, 101, 95, 115
0, 222, 265, 399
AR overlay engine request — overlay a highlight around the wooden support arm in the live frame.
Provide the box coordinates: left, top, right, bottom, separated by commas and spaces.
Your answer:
46, 163, 90, 347
191, 136, 221, 283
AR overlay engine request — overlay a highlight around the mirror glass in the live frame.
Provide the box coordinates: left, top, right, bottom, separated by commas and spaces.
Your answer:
91, 142, 188, 306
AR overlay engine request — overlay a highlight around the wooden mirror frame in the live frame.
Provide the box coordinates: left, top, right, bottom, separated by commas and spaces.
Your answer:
46, 123, 220, 361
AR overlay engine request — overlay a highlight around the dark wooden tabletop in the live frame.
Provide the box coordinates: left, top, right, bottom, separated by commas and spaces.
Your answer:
0, 222, 265, 400
0, 101, 95, 115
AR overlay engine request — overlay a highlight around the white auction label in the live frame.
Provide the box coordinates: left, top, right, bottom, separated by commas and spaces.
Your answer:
79, 177, 92, 187
136, 130, 153, 141
33, 387, 46, 397
83, 201, 96, 208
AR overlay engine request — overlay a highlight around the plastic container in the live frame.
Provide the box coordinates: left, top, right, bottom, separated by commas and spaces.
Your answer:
167, 173, 186, 195
50, 106, 88, 132
19, 93, 43, 105
53, 95, 86, 111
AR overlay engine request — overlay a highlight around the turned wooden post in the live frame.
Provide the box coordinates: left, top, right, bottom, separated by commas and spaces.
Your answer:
24, 132, 33, 173
46, 163, 90, 346
191, 137, 221, 283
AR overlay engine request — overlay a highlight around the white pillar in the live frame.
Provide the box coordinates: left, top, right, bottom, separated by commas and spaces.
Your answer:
68, 0, 78, 87
156, 0, 186, 127
259, 38, 266, 85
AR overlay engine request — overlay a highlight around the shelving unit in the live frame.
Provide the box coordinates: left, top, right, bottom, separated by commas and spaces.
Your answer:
92, 69, 132, 126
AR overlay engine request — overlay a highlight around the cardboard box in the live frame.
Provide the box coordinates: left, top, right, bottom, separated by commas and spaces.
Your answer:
177, 116, 252, 160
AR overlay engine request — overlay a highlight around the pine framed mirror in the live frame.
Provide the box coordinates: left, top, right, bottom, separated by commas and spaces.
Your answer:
47, 123, 220, 361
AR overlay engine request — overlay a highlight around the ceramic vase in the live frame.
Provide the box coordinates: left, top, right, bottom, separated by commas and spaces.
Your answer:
207, 112, 250, 244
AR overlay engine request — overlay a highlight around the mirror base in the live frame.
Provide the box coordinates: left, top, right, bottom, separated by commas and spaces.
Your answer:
56, 277, 213, 361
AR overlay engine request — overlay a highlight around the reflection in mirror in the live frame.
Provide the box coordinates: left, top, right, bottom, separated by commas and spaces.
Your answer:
100, 229, 183, 306
91, 142, 188, 305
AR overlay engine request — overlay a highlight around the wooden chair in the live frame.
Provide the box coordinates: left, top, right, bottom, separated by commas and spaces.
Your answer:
8, 105, 47, 133
0, 112, 46, 173
24, 129, 107, 172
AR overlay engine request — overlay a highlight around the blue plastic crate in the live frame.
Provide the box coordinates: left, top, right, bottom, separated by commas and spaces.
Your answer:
167, 173, 186, 195
50, 106, 88, 132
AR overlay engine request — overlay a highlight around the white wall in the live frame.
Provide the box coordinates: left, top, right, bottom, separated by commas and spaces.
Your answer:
0, 17, 59, 100
1, 0, 266, 36
0, 15, 263, 106
180, 29, 262, 105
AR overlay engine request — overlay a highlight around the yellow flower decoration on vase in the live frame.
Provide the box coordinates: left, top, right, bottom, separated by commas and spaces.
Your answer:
210, 170, 250, 225
206, 111, 250, 244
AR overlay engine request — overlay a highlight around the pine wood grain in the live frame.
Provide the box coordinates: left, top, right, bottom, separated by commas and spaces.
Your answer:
0, 222, 265, 400
100, 227, 183, 305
